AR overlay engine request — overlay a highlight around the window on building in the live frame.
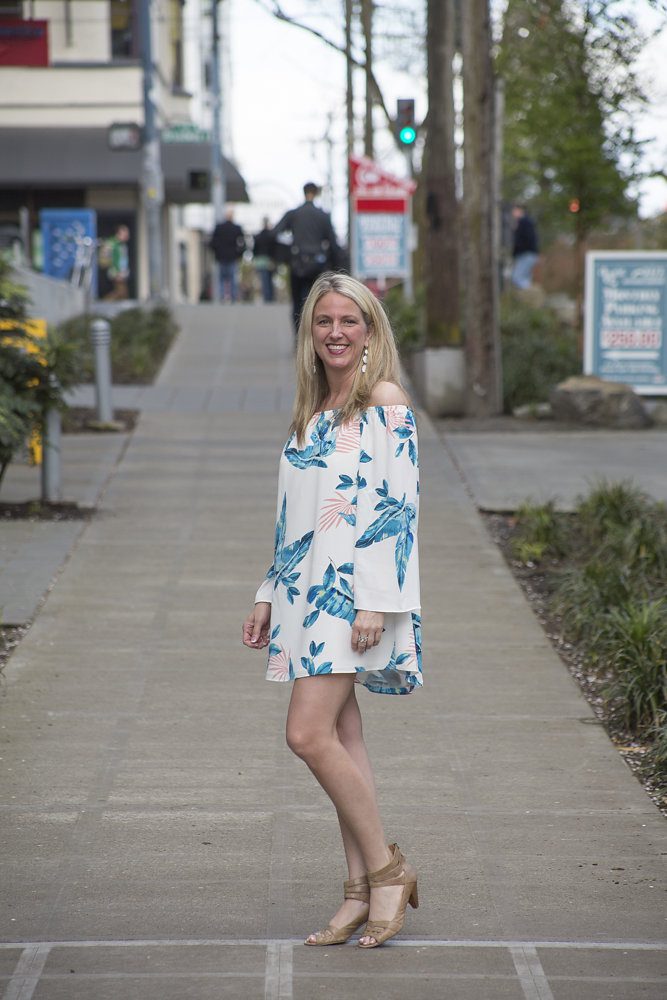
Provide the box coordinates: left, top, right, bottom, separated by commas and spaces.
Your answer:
111, 0, 137, 59
170, 0, 184, 89
0, 2, 23, 17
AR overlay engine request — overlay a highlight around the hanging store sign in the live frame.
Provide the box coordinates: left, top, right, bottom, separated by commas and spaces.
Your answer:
585, 251, 667, 395
162, 124, 211, 143
108, 122, 143, 151
350, 156, 416, 282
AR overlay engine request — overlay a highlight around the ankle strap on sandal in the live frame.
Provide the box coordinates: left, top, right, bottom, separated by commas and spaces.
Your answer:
367, 843, 405, 889
344, 875, 370, 902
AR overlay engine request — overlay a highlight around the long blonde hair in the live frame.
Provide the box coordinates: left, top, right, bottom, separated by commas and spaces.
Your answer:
291, 272, 404, 444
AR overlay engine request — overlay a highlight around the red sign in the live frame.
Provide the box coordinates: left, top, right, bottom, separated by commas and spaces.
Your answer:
356, 198, 408, 213
350, 156, 416, 199
0, 19, 49, 66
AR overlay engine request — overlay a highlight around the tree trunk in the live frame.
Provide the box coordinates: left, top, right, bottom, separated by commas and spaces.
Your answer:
423, 0, 460, 347
461, 0, 502, 415
361, 0, 374, 159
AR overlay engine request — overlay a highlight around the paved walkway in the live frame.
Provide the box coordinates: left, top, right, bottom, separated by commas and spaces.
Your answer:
1, 304, 665, 999
1, 434, 129, 625
443, 428, 667, 512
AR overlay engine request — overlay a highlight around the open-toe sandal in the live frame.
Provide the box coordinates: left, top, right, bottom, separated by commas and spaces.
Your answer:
358, 843, 418, 949
304, 875, 370, 946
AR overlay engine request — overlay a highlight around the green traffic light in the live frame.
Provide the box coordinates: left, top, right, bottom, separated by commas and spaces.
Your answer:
399, 125, 416, 145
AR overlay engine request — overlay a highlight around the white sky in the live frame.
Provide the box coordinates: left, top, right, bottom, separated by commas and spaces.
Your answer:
225, 0, 667, 238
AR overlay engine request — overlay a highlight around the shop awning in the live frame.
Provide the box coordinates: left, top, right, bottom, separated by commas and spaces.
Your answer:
0, 127, 248, 204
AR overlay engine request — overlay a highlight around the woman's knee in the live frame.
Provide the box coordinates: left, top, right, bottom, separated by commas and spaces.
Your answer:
286, 722, 328, 761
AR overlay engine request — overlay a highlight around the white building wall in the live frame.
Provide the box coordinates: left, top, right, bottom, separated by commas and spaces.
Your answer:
32, 0, 111, 63
0, 66, 143, 127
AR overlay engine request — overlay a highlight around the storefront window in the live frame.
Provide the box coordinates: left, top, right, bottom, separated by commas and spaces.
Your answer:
170, 0, 184, 88
111, 0, 137, 59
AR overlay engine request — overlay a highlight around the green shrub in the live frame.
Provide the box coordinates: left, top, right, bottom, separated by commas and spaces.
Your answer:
0, 258, 82, 487
647, 713, 667, 773
575, 479, 653, 538
511, 500, 568, 564
553, 560, 633, 643
599, 600, 667, 733
501, 296, 580, 412
58, 305, 178, 384
508, 479, 667, 789
383, 284, 425, 354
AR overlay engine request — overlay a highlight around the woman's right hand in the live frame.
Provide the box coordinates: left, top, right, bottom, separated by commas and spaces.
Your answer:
242, 602, 271, 649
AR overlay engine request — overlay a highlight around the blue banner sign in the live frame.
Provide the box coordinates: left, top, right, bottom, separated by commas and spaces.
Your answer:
585, 251, 667, 395
354, 212, 408, 279
40, 208, 97, 298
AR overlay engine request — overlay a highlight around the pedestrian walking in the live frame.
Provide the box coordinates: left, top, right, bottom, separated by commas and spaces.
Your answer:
209, 208, 246, 302
101, 224, 130, 300
273, 182, 342, 333
511, 204, 539, 289
252, 217, 277, 303
243, 272, 421, 949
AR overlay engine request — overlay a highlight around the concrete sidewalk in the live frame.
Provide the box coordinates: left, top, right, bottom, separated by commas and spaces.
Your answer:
442, 428, 667, 512
0, 434, 130, 625
1, 303, 665, 999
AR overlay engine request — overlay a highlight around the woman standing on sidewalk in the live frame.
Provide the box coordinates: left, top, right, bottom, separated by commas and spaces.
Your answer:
242, 273, 422, 949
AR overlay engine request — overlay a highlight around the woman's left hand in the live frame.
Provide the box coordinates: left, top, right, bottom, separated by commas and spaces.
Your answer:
352, 610, 384, 655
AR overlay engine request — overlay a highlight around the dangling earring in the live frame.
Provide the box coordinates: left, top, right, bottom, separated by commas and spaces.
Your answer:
312, 360, 317, 374
361, 345, 368, 374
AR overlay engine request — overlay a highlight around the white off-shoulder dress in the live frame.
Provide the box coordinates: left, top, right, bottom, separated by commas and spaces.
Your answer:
255, 405, 422, 695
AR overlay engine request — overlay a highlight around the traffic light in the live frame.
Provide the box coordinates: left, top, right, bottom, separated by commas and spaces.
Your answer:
396, 99, 416, 146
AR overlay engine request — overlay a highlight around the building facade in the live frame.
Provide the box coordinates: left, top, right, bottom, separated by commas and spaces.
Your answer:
0, 0, 246, 301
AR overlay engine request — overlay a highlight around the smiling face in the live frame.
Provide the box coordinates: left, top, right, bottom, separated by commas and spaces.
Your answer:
312, 292, 371, 378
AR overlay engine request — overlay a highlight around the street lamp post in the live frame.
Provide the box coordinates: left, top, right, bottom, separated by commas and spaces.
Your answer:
139, 0, 164, 301
209, 0, 226, 304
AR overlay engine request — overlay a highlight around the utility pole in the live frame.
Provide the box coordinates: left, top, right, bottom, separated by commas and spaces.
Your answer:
139, 0, 164, 300
361, 0, 373, 159
210, 0, 226, 303
345, 0, 354, 245
211, 0, 226, 223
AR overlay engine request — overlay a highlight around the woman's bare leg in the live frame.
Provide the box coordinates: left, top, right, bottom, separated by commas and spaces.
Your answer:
287, 675, 390, 869
286, 675, 404, 944
335, 686, 379, 875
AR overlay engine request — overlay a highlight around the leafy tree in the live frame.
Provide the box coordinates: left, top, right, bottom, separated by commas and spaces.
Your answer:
498, 0, 658, 248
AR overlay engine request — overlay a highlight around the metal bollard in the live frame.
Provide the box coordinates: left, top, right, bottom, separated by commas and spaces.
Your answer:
41, 399, 62, 503
90, 318, 113, 423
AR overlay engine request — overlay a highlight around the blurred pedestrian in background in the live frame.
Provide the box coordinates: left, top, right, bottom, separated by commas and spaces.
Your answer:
253, 217, 277, 303
210, 208, 246, 303
273, 182, 342, 333
511, 205, 539, 289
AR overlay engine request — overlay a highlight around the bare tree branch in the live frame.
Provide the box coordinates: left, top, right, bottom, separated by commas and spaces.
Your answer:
251, 0, 393, 130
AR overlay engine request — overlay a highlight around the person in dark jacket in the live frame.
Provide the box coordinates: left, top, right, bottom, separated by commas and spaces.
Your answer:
253, 218, 277, 303
210, 209, 246, 303
511, 205, 539, 289
273, 182, 341, 332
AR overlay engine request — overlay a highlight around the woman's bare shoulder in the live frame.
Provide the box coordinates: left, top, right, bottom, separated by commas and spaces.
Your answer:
368, 381, 410, 406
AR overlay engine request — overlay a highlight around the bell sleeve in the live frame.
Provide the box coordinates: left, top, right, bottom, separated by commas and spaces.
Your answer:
353, 406, 420, 613
255, 574, 273, 604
